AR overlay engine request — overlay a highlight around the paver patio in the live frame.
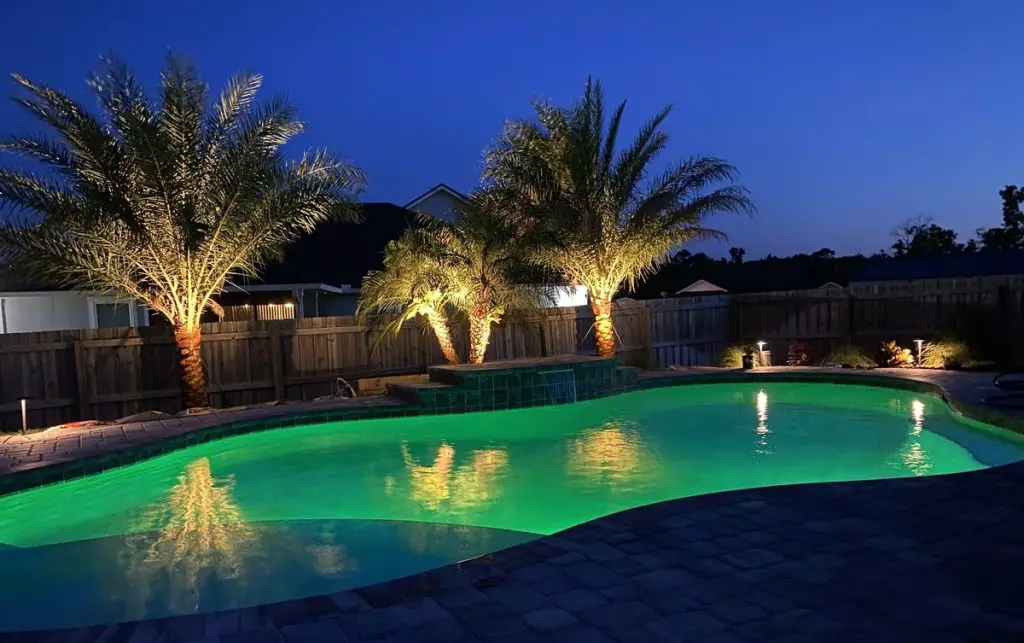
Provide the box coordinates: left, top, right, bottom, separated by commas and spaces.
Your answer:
1, 368, 1022, 642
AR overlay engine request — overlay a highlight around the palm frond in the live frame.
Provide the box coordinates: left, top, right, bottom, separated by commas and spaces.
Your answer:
483, 77, 753, 299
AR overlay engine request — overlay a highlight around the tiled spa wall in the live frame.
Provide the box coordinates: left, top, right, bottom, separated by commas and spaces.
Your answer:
394, 357, 640, 413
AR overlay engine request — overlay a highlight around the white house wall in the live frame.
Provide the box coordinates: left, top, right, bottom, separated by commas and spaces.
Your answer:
545, 286, 589, 308
410, 191, 461, 222
0, 292, 92, 333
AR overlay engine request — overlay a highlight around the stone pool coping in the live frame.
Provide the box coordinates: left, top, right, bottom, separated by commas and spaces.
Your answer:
2, 366, 1024, 642
0, 366, 1017, 498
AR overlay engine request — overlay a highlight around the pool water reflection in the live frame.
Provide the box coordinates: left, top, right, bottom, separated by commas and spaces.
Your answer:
0, 382, 1020, 630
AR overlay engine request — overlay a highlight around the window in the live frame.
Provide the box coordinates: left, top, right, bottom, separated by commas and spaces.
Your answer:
94, 303, 132, 329
88, 297, 149, 329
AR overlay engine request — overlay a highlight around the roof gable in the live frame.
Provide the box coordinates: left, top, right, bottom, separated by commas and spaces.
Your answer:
403, 183, 469, 210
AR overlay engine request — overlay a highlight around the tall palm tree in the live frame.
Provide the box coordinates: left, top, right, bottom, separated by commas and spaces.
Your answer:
0, 56, 364, 408
416, 191, 545, 363
484, 78, 754, 357
358, 237, 462, 365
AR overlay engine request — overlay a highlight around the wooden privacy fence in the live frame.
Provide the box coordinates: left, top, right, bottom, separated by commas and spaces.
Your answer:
730, 281, 1024, 365
0, 296, 730, 430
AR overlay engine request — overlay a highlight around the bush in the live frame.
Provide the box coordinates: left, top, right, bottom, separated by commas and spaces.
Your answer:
786, 341, 810, 366
919, 340, 972, 369
715, 344, 753, 368
821, 345, 877, 369
881, 341, 915, 368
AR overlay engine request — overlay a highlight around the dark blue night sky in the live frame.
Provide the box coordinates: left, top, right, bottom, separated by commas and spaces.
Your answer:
2, 0, 1021, 258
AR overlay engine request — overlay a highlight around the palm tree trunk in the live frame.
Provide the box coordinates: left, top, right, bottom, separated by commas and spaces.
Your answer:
590, 294, 615, 357
174, 325, 207, 409
425, 312, 460, 365
468, 303, 492, 364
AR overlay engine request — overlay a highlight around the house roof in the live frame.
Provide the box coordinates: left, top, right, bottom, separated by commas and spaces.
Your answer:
676, 279, 728, 294
852, 251, 1024, 282
403, 183, 469, 210
251, 202, 420, 289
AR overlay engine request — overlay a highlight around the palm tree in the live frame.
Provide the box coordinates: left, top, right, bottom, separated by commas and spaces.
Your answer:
358, 237, 462, 365
0, 55, 364, 408
484, 78, 754, 357
415, 190, 545, 363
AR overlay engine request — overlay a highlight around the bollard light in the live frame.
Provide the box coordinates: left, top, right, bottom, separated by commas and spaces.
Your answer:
20, 398, 27, 434
756, 341, 766, 366
914, 339, 924, 366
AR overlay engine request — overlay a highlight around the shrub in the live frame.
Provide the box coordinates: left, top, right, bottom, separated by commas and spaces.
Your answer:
821, 345, 877, 369
881, 341, 915, 368
715, 344, 753, 368
919, 340, 972, 369
786, 341, 810, 366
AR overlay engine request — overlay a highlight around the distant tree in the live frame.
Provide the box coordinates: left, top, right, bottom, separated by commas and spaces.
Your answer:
670, 249, 692, 264
977, 185, 1024, 251
810, 248, 835, 260
891, 216, 965, 257
728, 247, 746, 264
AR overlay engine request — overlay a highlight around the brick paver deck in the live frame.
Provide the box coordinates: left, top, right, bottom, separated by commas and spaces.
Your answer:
1, 368, 1022, 642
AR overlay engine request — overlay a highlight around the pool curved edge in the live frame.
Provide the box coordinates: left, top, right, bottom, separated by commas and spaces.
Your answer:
5, 459, 1022, 642
0, 367, 1017, 499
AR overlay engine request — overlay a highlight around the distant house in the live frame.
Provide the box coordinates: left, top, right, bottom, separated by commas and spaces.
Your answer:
0, 272, 149, 334
676, 279, 728, 295
404, 183, 469, 223
675, 278, 844, 298
223, 202, 420, 321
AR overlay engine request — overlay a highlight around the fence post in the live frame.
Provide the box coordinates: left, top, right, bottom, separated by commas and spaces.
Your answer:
72, 339, 90, 420
269, 324, 285, 401
998, 286, 1011, 366
846, 294, 855, 345
641, 304, 653, 368
539, 314, 551, 357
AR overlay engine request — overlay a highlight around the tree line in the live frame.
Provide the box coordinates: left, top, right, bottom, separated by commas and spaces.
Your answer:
633, 187, 1024, 299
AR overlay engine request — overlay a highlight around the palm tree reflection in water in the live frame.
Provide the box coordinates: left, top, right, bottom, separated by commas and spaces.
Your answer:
566, 422, 658, 491
122, 457, 347, 614
395, 443, 510, 514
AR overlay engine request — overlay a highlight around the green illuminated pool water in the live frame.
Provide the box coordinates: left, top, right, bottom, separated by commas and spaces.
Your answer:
0, 382, 1021, 630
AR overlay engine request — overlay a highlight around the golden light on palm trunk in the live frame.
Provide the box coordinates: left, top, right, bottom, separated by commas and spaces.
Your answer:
174, 327, 206, 410
468, 301, 495, 364
426, 310, 460, 366
0, 55, 364, 409
590, 294, 615, 358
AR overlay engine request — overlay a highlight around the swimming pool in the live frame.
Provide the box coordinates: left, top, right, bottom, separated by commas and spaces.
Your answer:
0, 382, 1020, 630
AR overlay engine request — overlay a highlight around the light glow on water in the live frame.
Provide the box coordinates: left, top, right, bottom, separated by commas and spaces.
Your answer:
0, 382, 1021, 631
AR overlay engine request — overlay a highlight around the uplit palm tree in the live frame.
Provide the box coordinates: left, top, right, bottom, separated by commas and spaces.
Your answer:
0, 56, 364, 408
360, 191, 545, 365
484, 78, 754, 356
358, 237, 461, 365
415, 190, 545, 363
